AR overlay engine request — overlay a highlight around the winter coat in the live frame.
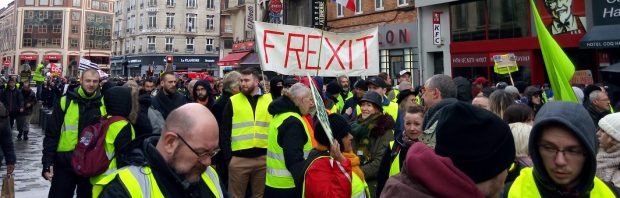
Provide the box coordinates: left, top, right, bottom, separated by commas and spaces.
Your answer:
420, 98, 458, 149
97, 137, 223, 198
376, 133, 415, 197
503, 102, 620, 197
0, 87, 23, 115
350, 113, 394, 192
264, 95, 310, 197
381, 143, 485, 198
148, 88, 187, 133
20, 88, 36, 115
596, 145, 620, 187
584, 101, 611, 129
454, 76, 473, 102
134, 93, 153, 137
303, 149, 352, 198
341, 96, 361, 122
0, 117, 15, 167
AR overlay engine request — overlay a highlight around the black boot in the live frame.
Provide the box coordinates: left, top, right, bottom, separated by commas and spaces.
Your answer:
23, 131, 29, 140
17, 132, 22, 141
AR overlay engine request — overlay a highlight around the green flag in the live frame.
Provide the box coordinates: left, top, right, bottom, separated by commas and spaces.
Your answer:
531, 0, 577, 102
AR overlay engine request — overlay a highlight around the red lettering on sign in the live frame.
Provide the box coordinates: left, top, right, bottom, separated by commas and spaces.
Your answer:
305, 35, 321, 70
263, 30, 285, 64
356, 35, 373, 69
325, 38, 346, 70
348, 40, 353, 70
284, 33, 306, 69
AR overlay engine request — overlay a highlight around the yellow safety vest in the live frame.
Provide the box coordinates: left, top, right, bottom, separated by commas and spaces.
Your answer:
266, 112, 312, 189
337, 92, 353, 111
507, 167, 615, 198
356, 100, 399, 121
351, 172, 370, 198
57, 89, 106, 152
388, 141, 400, 176
92, 166, 224, 198
90, 118, 136, 184
391, 89, 400, 103
229, 93, 272, 151
33, 64, 45, 82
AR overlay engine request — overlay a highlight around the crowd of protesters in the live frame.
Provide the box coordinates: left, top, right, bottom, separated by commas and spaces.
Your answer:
1, 65, 620, 198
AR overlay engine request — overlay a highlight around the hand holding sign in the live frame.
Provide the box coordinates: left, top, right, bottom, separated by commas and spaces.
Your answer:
307, 74, 334, 145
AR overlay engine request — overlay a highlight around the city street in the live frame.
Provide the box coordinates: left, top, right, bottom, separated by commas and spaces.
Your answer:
1, 124, 51, 197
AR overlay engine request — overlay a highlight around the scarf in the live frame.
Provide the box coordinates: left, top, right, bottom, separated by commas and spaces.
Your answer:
344, 151, 365, 181
154, 88, 186, 119
596, 144, 620, 182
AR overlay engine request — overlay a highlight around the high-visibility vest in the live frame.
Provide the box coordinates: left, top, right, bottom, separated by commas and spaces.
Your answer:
391, 89, 400, 103
33, 64, 45, 82
90, 118, 136, 184
388, 141, 400, 176
356, 100, 399, 121
507, 167, 615, 198
266, 112, 312, 189
415, 95, 421, 106
92, 166, 224, 198
337, 92, 353, 111
351, 172, 370, 198
229, 93, 272, 151
57, 88, 106, 152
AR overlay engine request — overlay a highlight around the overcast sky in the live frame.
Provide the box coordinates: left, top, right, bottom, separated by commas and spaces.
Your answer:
0, 0, 10, 9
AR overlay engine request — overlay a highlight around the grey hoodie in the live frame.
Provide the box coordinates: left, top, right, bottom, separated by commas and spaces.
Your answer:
528, 101, 598, 196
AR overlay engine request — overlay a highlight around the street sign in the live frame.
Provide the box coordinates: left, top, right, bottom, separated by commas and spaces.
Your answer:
269, 0, 283, 13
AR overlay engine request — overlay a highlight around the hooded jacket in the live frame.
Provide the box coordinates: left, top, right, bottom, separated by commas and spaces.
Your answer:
97, 137, 222, 198
264, 95, 309, 197
134, 93, 153, 137
269, 78, 284, 100
20, 87, 36, 115
193, 80, 215, 110
381, 143, 485, 198
504, 102, 616, 197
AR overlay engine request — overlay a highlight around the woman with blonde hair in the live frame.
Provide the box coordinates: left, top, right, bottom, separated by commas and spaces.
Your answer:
505, 122, 533, 183
596, 113, 620, 187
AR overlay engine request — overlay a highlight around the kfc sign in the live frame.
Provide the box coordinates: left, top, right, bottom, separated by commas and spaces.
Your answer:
432, 11, 441, 45
255, 22, 379, 77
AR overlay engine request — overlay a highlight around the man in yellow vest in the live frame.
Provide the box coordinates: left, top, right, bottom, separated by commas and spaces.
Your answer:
94, 103, 225, 198
221, 68, 271, 198
265, 83, 315, 197
504, 102, 620, 197
336, 75, 352, 111
42, 69, 105, 198
34, 62, 45, 100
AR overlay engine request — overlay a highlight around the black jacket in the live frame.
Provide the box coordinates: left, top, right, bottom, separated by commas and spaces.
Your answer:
220, 90, 268, 159
0, 87, 23, 115
584, 101, 610, 129
0, 118, 16, 167
341, 95, 361, 122
20, 88, 36, 115
264, 96, 308, 197
42, 86, 105, 169
134, 93, 153, 137
98, 137, 226, 198
376, 133, 414, 197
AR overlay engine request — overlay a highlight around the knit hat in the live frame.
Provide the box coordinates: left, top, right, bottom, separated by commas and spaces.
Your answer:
314, 114, 351, 147
359, 91, 383, 112
104, 86, 132, 118
326, 81, 343, 95
504, 86, 519, 95
599, 113, 620, 142
353, 79, 367, 91
435, 102, 516, 183
366, 76, 388, 88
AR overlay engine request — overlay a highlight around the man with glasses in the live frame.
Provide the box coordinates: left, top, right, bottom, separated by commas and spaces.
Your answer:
94, 103, 225, 198
503, 102, 620, 197
418, 74, 457, 149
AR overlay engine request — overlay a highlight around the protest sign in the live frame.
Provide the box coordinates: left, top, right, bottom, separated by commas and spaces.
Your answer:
256, 22, 379, 77
493, 53, 519, 75
570, 70, 594, 85
307, 74, 334, 144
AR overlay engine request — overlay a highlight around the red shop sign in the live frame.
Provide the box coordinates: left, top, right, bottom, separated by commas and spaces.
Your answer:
19, 55, 38, 60
44, 55, 62, 60
451, 53, 489, 67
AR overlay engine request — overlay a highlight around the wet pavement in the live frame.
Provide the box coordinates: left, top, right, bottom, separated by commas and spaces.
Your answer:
0, 124, 51, 198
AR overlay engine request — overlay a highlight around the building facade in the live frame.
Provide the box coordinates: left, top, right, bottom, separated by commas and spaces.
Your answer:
0, 2, 17, 74
1, 0, 115, 77
416, 0, 606, 86
110, 0, 221, 77
326, 0, 419, 86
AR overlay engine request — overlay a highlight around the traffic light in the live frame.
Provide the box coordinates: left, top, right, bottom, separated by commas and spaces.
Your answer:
166, 55, 173, 64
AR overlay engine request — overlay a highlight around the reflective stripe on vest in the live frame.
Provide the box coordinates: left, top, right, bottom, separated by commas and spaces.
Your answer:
266, 112, 312, 188
355, 100, 399, 121
302, 156, 352, 198
93, 166, 223, 198
351, 172, 369, 198
57, 96, 106, 152
508, 167, 615, 198
230, 93, 272, 151
388, 141, 400, 176
90, 119, 136, 184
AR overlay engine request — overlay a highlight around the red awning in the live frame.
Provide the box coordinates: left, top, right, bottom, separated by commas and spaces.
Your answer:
217, 52, 250, 66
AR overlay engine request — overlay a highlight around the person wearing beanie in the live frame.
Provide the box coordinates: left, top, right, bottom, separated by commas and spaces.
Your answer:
504, 102, 620, 197
376, 105, 424, 197
382, 102, 515, 198
524, 86, 545, 114
303, 114, 369, 198
325, 80, 343, 113
350, 91, 394, 195
269, 77, 284, 100
596, 113, 620, 187
89, 86, 138, 183
342, 79, 367, 121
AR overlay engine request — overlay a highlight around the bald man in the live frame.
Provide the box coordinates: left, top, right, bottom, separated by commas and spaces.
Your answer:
94, 103, 225, 198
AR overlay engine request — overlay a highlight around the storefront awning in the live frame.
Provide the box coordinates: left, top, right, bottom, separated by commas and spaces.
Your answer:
240, 53, 260, 65
217, 52, 250, 66
580, 25, 620, 49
